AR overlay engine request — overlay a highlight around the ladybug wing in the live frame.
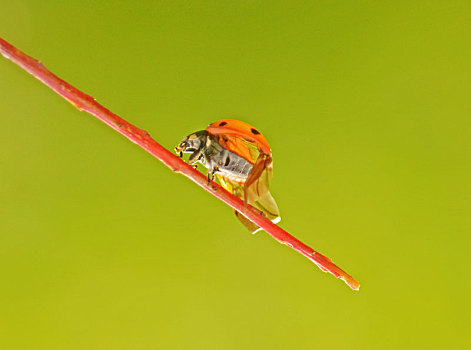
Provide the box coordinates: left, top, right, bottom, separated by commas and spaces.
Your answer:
218, 134, 274, 203
216, 133, 275, 204
215, 134, 258, 164
218, 173, 280, 234
216, 173, 260, 233
244, 154, 280, 224
238, 178, 281, 233
207, 119, 272, 156
235, 211, 261, 233
217, 153, 280, 234
244, 153, 272, 201
209, 121, 280, 233
216, 169, 280, 233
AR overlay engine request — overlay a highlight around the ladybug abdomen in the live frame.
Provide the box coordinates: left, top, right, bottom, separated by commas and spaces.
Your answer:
218, 150, 253, 183
203, 146, 253, 184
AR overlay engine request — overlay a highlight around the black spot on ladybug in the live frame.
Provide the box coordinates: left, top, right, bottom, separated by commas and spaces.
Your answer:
251, 128, 260, 135
224, 157, 230, 166
219, 121, 227, 126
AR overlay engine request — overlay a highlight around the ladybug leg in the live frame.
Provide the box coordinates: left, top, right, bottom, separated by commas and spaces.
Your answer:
188, 150, 202, 165
207, 166, 219, 185
212, 167, 219, 181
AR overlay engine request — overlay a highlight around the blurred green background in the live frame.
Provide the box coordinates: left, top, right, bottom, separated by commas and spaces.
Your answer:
1, 1, 470, 349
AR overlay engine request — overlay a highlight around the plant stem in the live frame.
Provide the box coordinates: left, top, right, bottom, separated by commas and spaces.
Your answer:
0, 37, 360, 290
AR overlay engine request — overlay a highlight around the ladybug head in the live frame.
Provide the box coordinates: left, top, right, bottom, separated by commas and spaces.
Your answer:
175, 130, 209, 158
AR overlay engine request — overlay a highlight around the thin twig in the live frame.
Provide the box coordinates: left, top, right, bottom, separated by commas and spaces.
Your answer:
0, 37, 360, 290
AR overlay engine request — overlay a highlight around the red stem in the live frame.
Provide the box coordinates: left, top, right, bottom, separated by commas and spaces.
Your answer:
0, 37, 359, 290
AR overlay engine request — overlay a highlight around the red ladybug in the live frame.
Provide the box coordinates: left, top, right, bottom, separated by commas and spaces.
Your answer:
175, 119, 280, 232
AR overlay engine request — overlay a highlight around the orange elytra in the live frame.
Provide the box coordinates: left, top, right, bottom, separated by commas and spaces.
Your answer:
206, 119, 272, 156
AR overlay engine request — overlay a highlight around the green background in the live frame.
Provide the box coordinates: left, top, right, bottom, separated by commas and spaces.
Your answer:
1, 1, 470, 349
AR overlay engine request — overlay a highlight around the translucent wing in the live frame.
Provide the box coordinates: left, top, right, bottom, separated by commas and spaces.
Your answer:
216, 155, 280, 234
212, 130, 280, 233
216, 133, 274, 201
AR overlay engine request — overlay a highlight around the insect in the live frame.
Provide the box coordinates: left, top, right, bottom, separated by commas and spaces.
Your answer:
175, 119, 281, 233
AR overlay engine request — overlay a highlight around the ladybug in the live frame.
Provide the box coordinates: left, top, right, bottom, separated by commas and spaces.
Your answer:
175, 119, 280, 233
